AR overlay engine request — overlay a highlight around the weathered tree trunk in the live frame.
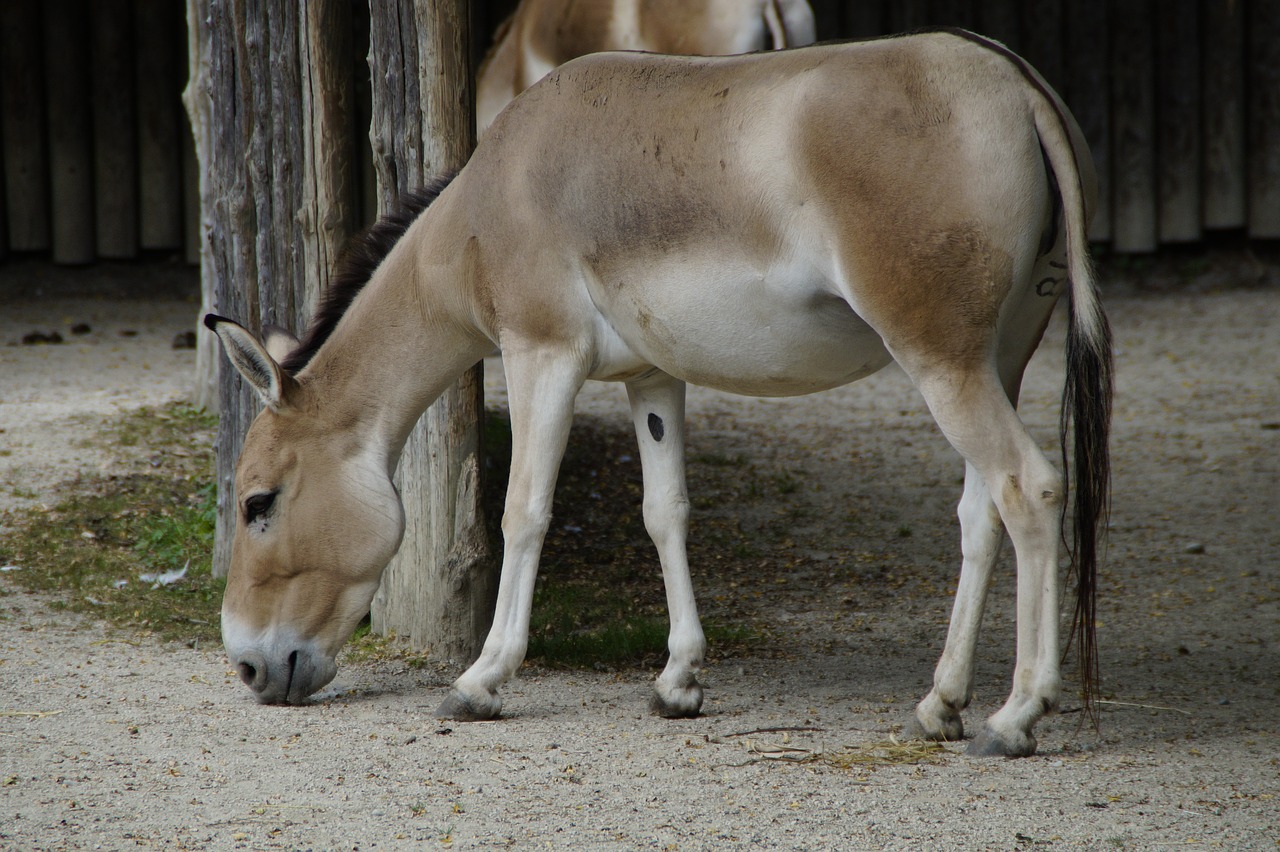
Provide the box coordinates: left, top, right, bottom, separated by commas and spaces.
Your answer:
187, 0, 358, 577
183, 0, 220, 413
368, 0, 496, 663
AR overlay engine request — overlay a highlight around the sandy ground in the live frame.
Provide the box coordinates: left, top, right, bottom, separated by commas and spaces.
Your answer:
0, 261, 1277, 850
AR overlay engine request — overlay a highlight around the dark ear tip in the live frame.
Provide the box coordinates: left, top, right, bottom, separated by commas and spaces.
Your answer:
203, 313, 230, 331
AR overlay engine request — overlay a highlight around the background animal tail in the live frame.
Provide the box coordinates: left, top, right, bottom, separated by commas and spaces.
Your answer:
1033, 90, 1114, 726
765, 0, 816, 49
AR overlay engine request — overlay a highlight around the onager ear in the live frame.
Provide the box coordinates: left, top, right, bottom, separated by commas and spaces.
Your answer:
262, 324, 301, 364
204, 314, 299, 411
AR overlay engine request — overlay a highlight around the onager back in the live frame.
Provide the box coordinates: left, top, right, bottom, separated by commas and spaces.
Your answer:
477, 0, 816, 133
209, 30, 1111, 758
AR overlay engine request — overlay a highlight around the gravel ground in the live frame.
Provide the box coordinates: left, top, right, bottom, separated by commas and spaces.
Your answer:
1, 260, 1277, 850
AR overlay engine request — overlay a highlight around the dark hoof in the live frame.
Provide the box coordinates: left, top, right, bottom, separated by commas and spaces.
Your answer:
649, 689, 703, 719
908, 711, 964, 743
967, 725, 1036, 758
435, 690, 499, 722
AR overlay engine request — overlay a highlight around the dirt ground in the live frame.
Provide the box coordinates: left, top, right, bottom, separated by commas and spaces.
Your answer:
1, 257, 1277, 850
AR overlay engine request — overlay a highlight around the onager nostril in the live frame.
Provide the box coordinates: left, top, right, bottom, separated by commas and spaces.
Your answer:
235, 651, 269, 692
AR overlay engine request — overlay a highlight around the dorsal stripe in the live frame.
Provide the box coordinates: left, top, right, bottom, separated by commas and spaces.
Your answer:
281, 173, 456, 375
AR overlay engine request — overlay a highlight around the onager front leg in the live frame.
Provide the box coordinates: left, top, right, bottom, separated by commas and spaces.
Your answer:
626, 373, 706, 717
437, 349, 585, 721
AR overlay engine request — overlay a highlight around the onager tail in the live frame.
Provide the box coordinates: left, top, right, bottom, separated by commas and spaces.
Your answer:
1032, 80, 1114, 725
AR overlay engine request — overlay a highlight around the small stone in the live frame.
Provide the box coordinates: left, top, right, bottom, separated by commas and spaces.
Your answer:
70, 323, 91, 335
1184, 542, 1205, 554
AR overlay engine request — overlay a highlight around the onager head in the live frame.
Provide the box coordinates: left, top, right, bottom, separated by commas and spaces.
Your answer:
205, 316, 406, 704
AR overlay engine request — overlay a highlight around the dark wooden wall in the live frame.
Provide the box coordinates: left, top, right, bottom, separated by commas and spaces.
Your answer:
1, 0, 1276, 265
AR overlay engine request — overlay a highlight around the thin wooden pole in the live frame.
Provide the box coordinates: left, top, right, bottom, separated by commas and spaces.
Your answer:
368, 0, 496, 663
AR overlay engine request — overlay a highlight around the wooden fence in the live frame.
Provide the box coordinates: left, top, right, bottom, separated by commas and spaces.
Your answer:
1, 0, 1276, 264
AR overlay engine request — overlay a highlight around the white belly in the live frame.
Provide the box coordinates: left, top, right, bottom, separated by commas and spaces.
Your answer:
583, 256, 893, 396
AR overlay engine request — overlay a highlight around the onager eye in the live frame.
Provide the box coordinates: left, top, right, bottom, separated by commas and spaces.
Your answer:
243, 491, 277, 524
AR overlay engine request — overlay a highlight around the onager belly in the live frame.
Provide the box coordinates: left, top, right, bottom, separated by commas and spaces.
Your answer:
585, 260, 893, 396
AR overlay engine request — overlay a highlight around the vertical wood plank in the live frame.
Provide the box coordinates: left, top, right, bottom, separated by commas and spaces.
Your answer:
928, 0, 974, 30
1020, 0, 1064, 95
1155, 0, 1201, 243
184, 0, 220, 412
1064, 0, 1110, 242
1, 0, 50, 252
1202, 0, 1246, 229
91, 0, 139, 259
352, 5, 377, 226
807, 0, 843, 40
369, 0, 494, 663
299, 0, 358, 313
888, 0, 930, 33
1111, 0, 1156, 252
183, 118, 200, 265
977, 0, 1020, 51
1247, 0, 1280, 237
44, 0, 96, 264
842, 0, 885, 39
136, 0, 185, 250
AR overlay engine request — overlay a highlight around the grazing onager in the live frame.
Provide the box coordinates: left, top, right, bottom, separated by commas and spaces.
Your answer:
477, 0, 816, 133
208, 29, 1112, 758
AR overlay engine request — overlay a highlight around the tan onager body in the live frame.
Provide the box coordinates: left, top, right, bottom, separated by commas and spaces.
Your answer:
208, 30, 1111, 758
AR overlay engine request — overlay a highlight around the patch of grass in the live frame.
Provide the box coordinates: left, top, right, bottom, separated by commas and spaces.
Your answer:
0, 403, 223, 645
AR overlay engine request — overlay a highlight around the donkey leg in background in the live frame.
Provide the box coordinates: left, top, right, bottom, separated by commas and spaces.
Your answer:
437, 347, 587, 720
625, 372, 706, 717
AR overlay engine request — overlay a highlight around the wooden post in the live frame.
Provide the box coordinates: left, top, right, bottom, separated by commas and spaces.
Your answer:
1202, 0, 1245, 230
91, 0, 139, 259
1155, 1, 1200, 243
2, 0, 50, 252
184, 0, 220, 413
44, 0, 96, 264
189, 0, 359, 576
1247, 0, 1280, 238
1110, 0, 1156, 252
368, 0, 496, 663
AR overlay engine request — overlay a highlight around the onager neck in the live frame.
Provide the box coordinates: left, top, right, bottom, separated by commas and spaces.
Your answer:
300, 211, 489, 475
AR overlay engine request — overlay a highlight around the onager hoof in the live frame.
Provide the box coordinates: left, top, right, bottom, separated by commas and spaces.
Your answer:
967, 724, 1037, 758
435, 689, 501, 722
911, 695, 965, 743
649, 675, 704, 718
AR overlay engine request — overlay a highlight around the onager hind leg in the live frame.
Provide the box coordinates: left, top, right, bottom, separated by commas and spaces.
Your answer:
437, 348, 587, 721
909, 366, 1065, 757
912, 461, 1003, 743
625, 373, 707, 717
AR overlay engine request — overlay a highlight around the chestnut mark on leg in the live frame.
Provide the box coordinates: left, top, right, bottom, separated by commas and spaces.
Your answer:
648, 413, 664, 442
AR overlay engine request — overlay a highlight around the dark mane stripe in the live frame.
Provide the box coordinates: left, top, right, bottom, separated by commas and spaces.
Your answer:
281, 173, 456, 375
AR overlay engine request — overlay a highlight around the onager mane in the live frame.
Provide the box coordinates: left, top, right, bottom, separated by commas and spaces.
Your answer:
281, 174, 455, 375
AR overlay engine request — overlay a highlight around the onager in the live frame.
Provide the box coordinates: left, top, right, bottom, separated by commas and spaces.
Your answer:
208, 29, 1111, 758
477, 0, 816, 133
